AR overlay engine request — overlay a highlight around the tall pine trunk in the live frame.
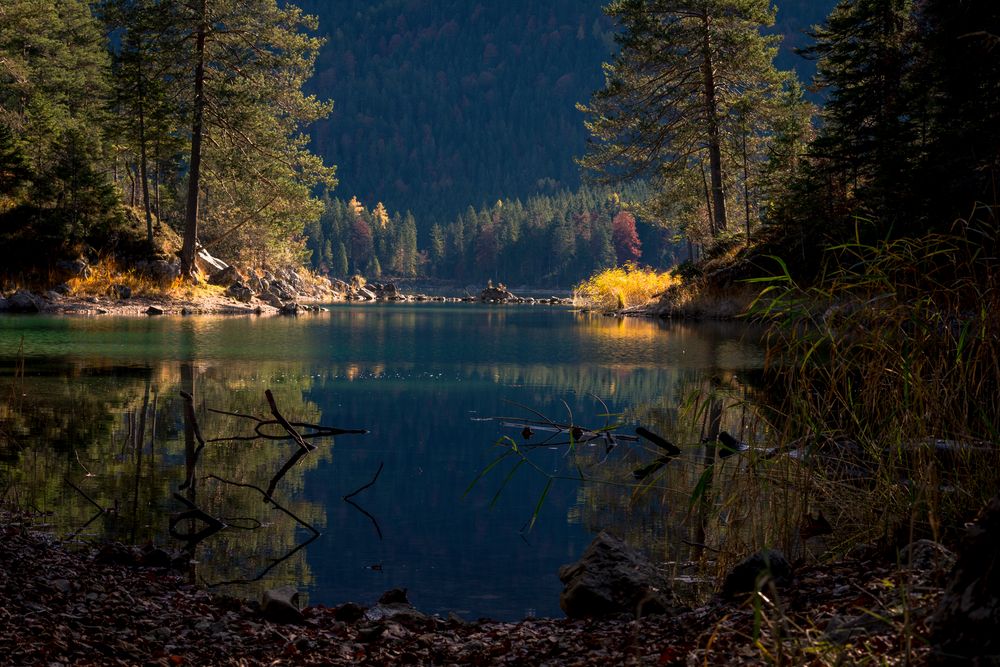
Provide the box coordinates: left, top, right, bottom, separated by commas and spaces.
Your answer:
700, 11, 727, 235
138, 54, 153, 245
181, 0, 207, 279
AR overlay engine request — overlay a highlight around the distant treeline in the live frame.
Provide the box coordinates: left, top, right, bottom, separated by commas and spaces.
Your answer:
305, 185, 684, 286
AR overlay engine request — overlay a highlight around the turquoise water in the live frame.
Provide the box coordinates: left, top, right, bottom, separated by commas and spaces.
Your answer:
0, 305, 763, 620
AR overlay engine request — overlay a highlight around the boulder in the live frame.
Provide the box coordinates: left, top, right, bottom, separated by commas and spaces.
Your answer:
194, 245, 228, 275
363, 589, 430, 626
208, 265, 242, 287
146, 305, 165, 316
55, 258, 91, 279
721, 549, 792, 599
930, 493, 1000, 663
260, 291, 284, 308
558, 531, 677, 618
136, 258, 180, 286
262, 586, 303, 624
7, 290, 39, 313
279, 302, 300, 316
225, 282, 254, 303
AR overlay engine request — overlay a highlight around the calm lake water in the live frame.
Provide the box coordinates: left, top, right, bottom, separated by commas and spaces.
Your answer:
0, 304, 763, 620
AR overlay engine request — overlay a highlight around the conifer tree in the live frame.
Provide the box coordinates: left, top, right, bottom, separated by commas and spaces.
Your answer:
803, 0, 914, 231
161, 0, 336, 276
580, 0, 791, 239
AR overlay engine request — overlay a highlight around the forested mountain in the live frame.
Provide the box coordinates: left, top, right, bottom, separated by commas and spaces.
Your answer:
296, 0, 837, 225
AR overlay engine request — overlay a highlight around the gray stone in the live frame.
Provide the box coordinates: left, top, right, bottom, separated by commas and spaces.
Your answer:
136, 258, 180, 286
194, 245, 228, 275
8, 290, 39, 313
559, 531, 677, 618
261, 586, 303, 624
208, 265, 241, 287
721, 549, 792, 599
225, 282, 254, 303
260, 291, 284, 308
900, 539, 956, 574
146, 305, 165, 316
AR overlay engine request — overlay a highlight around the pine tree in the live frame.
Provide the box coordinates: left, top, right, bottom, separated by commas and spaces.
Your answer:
803, 0, 915, 231
579, 0, 791, 239
164, 0, 336, 276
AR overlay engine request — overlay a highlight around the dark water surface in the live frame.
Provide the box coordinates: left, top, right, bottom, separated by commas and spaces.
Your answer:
0, 305, 763, 620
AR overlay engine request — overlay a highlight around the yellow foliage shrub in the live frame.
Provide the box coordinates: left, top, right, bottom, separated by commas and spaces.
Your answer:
573, 262, 679, 311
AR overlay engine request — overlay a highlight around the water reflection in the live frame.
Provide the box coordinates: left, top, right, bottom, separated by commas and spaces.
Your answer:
0, 306, 764, 619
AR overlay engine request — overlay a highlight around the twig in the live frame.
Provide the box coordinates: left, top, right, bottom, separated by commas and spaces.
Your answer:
65, 477, 106, 513
206, 474, 319, 536
345, 498, 384, 541
343, 462, 384, 501
264, 447, 309, 500
265, 389, 314, 451
203, 533, 319, 588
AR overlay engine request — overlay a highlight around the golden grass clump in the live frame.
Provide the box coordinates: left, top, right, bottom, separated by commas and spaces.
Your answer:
573, 262, 680, 311
65, 256, 223, 300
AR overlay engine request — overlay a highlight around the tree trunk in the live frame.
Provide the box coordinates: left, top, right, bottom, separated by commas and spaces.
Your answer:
181, 0, 207, 279
700, 11, 727, 235
138, 53, 153, 246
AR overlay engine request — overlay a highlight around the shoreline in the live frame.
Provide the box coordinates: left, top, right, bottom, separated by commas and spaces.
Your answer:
0, 514, 945, 665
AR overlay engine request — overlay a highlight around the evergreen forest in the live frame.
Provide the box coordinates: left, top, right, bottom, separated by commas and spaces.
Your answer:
1, 1, 998, 291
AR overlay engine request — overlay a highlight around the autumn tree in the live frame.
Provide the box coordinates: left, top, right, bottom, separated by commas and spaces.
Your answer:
612, 210, 642, 263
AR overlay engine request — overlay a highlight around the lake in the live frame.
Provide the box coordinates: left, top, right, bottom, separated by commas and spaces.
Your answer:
0, 304, 764, 620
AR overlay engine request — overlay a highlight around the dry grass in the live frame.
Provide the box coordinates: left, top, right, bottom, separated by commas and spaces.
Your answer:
65, 256, 223, 301
573, 262, 680, 311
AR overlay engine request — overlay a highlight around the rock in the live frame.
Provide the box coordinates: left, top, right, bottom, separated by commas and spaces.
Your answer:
721, 549, 792, 599
208, 265, 241, 287
7, 290, 39, 313
195, 245, 228, 275
930, 493, 1000, 663
136, 258, 180, 286
261, 585, 303, 624
225, 282, 254, 303
139, 546, 174, 568
279, 302, 300, 315
378, 588, 409, 605
52, 282, 72, 295
111, 284, 132, 299
146, 305, 165, 316
900, 539, 956, 574
333, 602, 366, 623
260, 291, 284, 308
56, 258, 91, 278
558, 531, 677, 618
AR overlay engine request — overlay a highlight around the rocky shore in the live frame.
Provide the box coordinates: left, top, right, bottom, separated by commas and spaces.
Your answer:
4, 502, 996, 665
0, 254, 572, 317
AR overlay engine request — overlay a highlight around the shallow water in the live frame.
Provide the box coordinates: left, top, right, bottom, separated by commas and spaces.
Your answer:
0, 304, 763, 620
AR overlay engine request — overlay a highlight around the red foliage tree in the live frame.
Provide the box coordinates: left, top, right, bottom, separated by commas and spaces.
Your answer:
611, 211, 641, 264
